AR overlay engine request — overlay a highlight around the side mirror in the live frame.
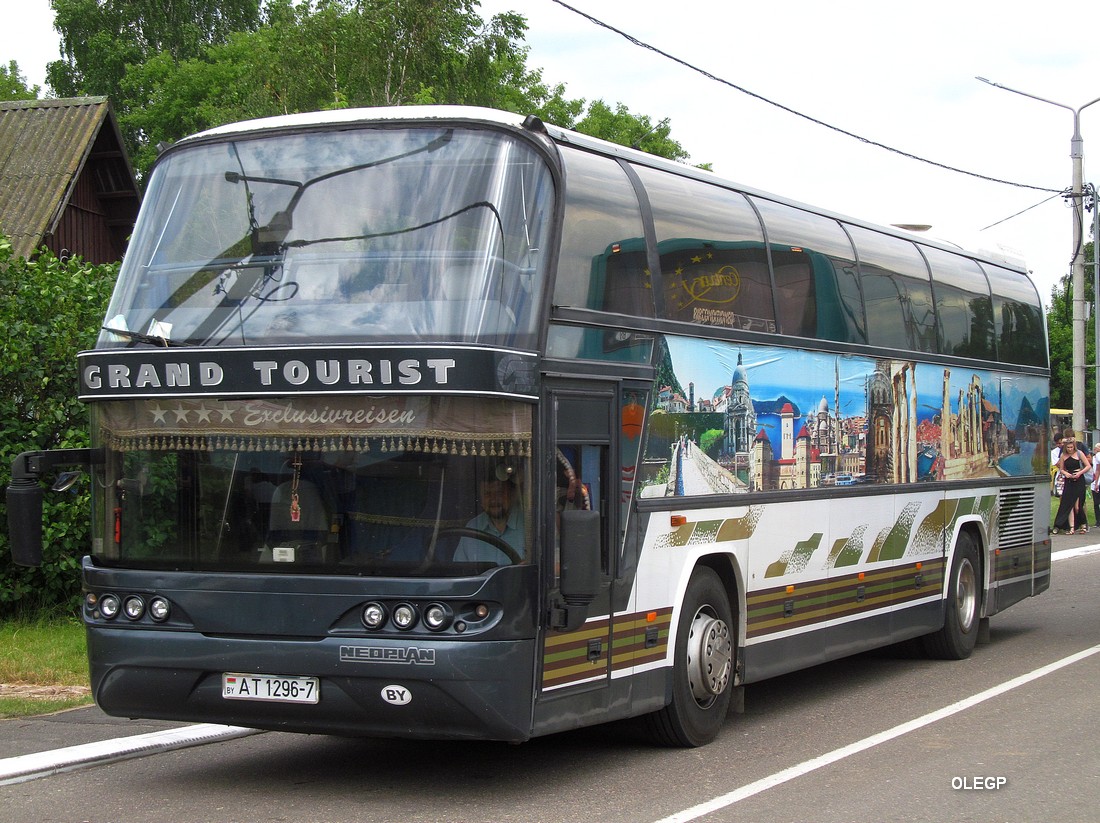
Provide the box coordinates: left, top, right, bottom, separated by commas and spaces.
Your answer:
6, 448, 103, 568
557, 509, 601, 630
6, 477, 44, 567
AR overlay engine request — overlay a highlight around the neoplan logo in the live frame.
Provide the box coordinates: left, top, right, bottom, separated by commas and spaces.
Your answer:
339, 645, 436, 665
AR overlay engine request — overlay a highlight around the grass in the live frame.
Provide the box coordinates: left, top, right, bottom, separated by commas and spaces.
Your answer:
0, 615, 94, 719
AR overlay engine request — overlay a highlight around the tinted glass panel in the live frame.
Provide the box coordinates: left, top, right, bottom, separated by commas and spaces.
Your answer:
751, 198, 865, 343
637, 167, 775, 332
923, 247, 994, 359
554, 148, 649, 316
847, 225, 937, 352
984, 263, 1047, 367
103, 127, 553, 349
90, 396, 534, 577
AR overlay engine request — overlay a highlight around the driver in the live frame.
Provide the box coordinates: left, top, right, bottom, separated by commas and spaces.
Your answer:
454, 476, 525, 565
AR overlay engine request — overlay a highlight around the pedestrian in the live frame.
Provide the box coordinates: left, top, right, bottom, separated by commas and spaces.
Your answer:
1053, 434, 1091, 534
1090, 443, 1100, 529
1050, 432, 1064, 497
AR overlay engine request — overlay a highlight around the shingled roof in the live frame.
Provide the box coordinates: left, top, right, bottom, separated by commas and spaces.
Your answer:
0, 97, 140, 262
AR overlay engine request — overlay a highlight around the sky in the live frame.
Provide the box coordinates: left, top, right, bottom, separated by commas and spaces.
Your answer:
4, 0, 1100, 306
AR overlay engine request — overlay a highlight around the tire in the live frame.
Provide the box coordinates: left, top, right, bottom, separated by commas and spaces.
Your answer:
921, 532, 981, 660
644, 566, 734, 747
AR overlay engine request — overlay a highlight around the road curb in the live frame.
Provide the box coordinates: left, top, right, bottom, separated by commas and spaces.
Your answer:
0, 723, 261, 786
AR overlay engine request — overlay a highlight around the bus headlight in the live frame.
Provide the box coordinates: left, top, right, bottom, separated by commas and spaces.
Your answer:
423, 603, 452, 631
149, 597, 171, 622
123, 595, 146, 620
98, 594, 121, 619
391, 603, 418, 630
361, 602, 387, 630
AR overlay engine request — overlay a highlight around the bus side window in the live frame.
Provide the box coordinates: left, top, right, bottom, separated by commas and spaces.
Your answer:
635, 165, 775, 333
772, 249, 816, 338
555, 444, 608, 574
847, 225, 937, 353
554, 147, 648, 314
923, 247, 994, 359
557, 447, 592, 513
984, 262, 1047, 367
750, 197, 867, 344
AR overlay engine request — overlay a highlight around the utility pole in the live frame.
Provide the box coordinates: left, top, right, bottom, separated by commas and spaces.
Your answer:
977, 78, 1100, 434
1092, 183, 1100, 439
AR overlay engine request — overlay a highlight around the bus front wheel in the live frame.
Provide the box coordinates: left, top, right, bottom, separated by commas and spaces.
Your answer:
645, 566, 734, 747
921, 532, 981, 660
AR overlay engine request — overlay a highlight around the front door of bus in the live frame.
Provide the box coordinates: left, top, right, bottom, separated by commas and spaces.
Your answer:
538, 385, 617, 702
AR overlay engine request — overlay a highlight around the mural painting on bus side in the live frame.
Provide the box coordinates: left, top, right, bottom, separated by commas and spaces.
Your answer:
638, 335, 1048, 500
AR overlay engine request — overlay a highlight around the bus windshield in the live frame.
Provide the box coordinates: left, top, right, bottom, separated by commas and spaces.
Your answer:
90, 396, 532, 576
101, 126, 554, 348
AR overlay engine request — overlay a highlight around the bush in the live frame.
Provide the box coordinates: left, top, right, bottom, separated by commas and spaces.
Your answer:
0, 239, 117, 616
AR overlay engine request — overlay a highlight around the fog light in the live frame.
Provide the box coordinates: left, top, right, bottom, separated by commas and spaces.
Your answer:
361, 602, 387, 630
123, 595, 145, 620
392, 603, 418, 630
424, 603, 451, 631
99, 593, 120, 619
474, 603, 490, 620
149, 597, 171, 622
85, 592, 98, 609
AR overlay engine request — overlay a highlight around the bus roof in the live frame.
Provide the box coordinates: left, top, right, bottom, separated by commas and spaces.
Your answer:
179, 105, 532, 144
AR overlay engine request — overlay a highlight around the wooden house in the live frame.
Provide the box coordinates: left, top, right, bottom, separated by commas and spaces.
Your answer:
0, 97, 140, 263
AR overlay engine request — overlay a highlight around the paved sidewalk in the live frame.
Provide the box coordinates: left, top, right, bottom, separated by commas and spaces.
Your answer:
1048, 524, 1100, 553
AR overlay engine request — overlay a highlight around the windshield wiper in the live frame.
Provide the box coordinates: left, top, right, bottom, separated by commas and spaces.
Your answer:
101, 326, 188, 347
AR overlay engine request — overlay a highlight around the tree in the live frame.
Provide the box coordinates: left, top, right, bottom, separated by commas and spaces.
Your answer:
574, 100, 688, 162
46, 0, 262, 101
0, 240, 118, 615
1046, 237, 1096, 423
0, 61, 39, 101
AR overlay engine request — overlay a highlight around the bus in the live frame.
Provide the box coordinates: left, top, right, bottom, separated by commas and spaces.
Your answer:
7, 106, 1051, 747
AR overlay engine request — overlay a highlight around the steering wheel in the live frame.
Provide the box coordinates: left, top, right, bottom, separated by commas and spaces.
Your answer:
435, 527, 522, 565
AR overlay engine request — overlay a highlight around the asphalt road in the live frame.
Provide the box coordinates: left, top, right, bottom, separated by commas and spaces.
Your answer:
2, 538, 1097, 823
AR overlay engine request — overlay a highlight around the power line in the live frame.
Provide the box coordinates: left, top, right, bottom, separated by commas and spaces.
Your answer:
980, 190, 1068, 231
550, 0, 1061, 194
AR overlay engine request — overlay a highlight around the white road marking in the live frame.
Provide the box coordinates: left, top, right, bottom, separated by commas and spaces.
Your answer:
1052, 543, 1100, 561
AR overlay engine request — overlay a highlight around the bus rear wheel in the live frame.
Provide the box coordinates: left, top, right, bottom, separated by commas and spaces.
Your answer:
921, 532, 981, 660
645, 566, 734, 747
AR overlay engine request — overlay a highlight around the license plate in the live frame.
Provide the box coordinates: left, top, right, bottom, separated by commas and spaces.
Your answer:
222, 673, 319, 704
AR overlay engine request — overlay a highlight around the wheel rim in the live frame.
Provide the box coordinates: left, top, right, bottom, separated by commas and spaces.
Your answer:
955, 557, 978, 633
686, 606, 733, 706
